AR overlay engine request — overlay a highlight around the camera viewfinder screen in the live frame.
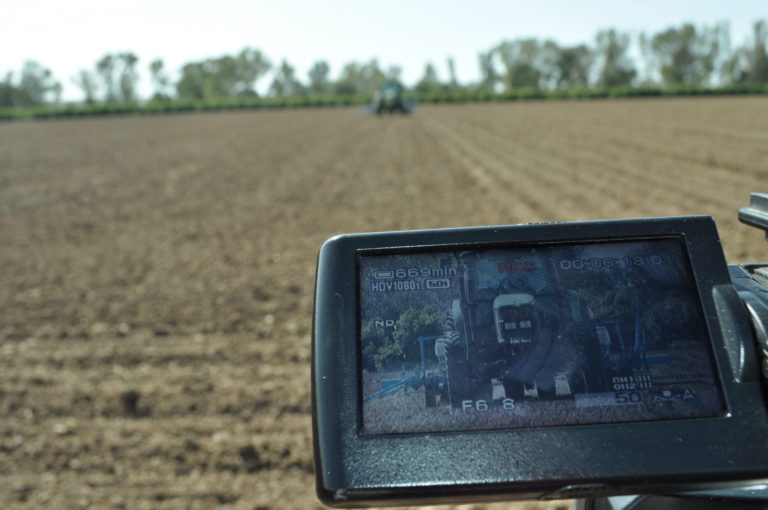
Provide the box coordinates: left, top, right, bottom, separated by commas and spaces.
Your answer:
358, 238, 724, 435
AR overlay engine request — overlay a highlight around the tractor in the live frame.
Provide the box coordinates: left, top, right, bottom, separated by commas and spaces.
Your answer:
371, 80, 410, 115
435, 252, 603, 408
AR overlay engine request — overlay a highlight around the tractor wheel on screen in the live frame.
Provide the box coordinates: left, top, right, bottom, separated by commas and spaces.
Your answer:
577, 333, 610, 393
502, 379, 525, 401
445, 339, 473, 408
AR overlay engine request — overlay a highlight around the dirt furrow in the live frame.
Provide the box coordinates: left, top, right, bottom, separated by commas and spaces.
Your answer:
426, 108, 644, 220
423, 101, 765, 242
454, 116, 714, 217
1, 99, 766, 509
420, 112, 571, 222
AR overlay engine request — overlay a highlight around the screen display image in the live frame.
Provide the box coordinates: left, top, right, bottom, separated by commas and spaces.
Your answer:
359, 238, 724, 435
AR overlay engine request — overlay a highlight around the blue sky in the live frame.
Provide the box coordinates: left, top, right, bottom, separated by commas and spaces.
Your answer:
3, 0, 766, 100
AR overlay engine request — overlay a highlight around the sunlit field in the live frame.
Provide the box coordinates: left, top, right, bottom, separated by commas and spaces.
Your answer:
1, 97, 766, 509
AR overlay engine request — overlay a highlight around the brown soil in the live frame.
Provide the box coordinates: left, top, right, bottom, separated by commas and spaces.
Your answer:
1, 97, 766, 509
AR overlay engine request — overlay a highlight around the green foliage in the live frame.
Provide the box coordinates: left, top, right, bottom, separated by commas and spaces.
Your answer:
385, 65, 403, 82
88, 53, 141, 103
723, 20, 768, 85
269, 60, 305, 97
73, 70, 99, 104
3, 20, 768, 122
392, 307, 444, 363
363, 306, 444, 372
556, 45, 594, 88
446, 57, 459, 91
478, 51, 500, 92
307, 61, 331, 96
643, 23, 722, 86
2, 83, 767, 123
236, 48, 272, 93
496, 39, 560, 89
595, 29, 637, 87
362, 321, 390, 372
118, 53, 139, 103
149, 59, 171, 100
0, 61, 60, 108
415, 62, 441, 94
177, 48, 271, 100
372, 339, 404, 372
333, 59, 385, 96
96, 55, 117, 102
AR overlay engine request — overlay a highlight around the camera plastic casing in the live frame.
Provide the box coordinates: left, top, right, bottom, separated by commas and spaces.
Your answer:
312, 216, 768, 507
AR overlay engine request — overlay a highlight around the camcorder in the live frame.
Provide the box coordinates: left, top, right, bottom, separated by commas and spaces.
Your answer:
312, 194, 768, 508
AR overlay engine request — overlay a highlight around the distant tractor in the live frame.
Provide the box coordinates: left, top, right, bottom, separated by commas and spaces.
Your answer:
371, 81, 411, 115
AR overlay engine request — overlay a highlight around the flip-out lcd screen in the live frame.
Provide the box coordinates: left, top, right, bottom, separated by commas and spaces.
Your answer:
359, 237, 724, 435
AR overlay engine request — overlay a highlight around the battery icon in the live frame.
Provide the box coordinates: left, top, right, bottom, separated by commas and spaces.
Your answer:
374, 270, 394, 279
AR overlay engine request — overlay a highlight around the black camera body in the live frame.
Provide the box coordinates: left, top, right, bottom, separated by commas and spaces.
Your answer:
313, 211, 768, 507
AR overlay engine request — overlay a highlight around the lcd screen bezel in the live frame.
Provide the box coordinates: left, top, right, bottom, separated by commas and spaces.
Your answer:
355, 235, 726, 436
313, 216, 768, 507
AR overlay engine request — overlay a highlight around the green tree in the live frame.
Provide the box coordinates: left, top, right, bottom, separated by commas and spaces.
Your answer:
360, 59, 386, 93
362, 321, 392, 372
269, 59, 304, 97
0, 61, 61, 107
415, 62, 441, 94
365, 306, 444, 371
497, 40, 540, 88
478, 50, 500, 92
73, 70, 99, 104
176, 48, 271, 100
96, 54, 117, 101
595, 29, 637, 87
643, 23, 721, 86
234, 47, 271, 96
307, 60, 331, 96
333, 59, 385, 96
723, 20, 768, 85
385, 65, 402, 81
51, 82, 63, 105
149, 59, 171, 100
0, 72, 15, 107
496, 39, 559, 89
555, 44, 594, 88
446, 56, 460, 91
390, 307, 444, 367
118, 53, 139, 103
93, 53, 139, 102
176, 62, 206, 99
334, 63, 360, 95
747, 20, 768, 84
201, 56, 239, 98
17, 61, 60, 106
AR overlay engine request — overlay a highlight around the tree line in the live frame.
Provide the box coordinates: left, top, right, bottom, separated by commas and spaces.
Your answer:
1, 20, 766, 110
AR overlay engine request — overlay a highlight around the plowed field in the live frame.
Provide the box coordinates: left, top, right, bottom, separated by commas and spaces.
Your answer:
1, 97, 766, 509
